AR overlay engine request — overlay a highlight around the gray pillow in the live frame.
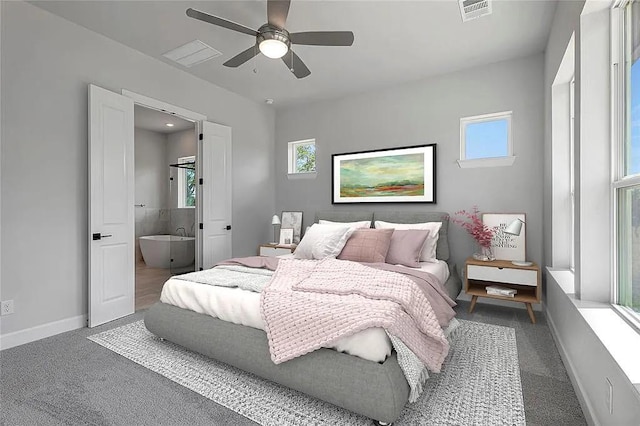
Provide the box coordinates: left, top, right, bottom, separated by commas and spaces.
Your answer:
385, 229, 430, 268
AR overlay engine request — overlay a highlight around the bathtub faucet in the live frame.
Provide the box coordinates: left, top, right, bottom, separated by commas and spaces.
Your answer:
175, 227, 187, 237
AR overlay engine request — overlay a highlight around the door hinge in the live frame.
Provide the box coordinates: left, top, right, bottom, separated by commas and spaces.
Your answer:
199, 223, 203, 230
199, 133, 203, 140
199, 178, 203, 185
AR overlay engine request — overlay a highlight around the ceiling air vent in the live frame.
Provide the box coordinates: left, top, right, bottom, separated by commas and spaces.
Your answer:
163, 40, 222, 68
458, 0, 492, 22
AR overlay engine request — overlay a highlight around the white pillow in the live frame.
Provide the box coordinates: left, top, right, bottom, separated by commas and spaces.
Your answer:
294, 224, 355, 260
374, 220, 442, 262
318, 219, 371, 229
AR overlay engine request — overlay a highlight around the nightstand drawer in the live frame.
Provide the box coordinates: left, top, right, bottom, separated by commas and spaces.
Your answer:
467, 265, 537, 286
259, 246, 293, 257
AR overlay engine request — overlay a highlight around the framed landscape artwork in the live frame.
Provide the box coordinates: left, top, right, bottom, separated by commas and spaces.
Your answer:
482, 213, 526, 261
332, 144, 436, 204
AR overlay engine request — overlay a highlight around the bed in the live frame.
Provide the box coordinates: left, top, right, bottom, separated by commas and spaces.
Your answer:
144, 211, 461, 424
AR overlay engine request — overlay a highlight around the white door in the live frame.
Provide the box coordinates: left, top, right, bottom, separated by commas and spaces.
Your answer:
88, 84, 135, 327
199, 121, 232, 269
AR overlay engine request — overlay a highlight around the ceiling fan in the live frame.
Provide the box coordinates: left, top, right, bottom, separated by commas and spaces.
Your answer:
186, 0, 354, 79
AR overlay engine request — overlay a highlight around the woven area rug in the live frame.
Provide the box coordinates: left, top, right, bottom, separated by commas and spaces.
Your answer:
89, 320, 525, 425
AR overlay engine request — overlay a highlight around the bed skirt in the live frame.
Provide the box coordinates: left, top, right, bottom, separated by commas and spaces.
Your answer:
144, 302, 410, 423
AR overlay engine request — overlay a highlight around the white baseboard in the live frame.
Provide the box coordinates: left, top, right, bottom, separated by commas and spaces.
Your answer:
0, 314, 86, 351
546, 308, 598, 426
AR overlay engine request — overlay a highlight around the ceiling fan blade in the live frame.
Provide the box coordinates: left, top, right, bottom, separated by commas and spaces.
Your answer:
223, 45, 259, 68
267, 0, 291, 29
290, 31, 354, 46
186, 8, 257, 37
282, 50, 310, 79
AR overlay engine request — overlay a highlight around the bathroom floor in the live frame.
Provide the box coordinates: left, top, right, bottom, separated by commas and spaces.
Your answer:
135, 261, 172, 311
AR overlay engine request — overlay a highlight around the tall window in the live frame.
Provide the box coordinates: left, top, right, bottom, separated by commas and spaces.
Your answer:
178, 156, 196, 208
570, 78, 575, 271
288, 139, 316, 174
615, 0, 640, 318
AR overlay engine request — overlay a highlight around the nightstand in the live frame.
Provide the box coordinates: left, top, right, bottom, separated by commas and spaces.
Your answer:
464, 257, 541, 323
258, 244, 296, 257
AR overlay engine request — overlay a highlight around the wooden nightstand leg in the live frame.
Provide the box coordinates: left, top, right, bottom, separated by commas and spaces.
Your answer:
469, 295, 478, 313
525, 303, 536, 324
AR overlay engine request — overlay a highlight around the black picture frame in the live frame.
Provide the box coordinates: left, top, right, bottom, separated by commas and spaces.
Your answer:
331, 144, 437, 204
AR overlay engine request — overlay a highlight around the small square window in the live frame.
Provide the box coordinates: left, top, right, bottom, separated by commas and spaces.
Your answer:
288, 139, 316, 176
458, 111, 514, 168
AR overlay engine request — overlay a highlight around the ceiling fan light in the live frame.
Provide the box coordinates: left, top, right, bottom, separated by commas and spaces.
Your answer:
259, 39, 288, 59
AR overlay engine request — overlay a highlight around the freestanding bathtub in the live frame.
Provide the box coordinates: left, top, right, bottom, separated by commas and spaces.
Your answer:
139, 235, 195, 269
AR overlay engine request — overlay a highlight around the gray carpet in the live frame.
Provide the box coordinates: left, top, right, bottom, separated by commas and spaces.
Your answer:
0, 301, 587, 425
88, 320, 525, 425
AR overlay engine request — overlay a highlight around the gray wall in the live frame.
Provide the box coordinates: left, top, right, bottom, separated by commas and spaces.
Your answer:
275, 54, 545, 270
0, 1, 275, 336
134, 128, 170, 241
547, 274, 640, 424
134, 128, 168, 211
167, 128, 197, 209
166, 129, 198, 239
543, 0, 585, 270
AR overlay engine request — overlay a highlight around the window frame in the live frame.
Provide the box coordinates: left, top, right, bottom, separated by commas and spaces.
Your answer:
287, 138, 317, 178
177, 155, 196, 209
612, 0, 640, 325
458, 111, 515, 168
570, 78, 576, 271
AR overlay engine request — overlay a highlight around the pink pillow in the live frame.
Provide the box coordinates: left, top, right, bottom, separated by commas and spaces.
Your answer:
386, 229, 430, 268
337, 228, 394, 263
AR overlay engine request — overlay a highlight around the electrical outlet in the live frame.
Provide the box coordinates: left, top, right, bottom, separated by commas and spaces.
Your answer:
606, 377, 613, 414
1, 300, 14, 316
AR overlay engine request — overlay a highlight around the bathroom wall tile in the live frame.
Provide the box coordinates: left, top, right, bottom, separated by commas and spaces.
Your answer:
145, 208, 161, 221
170, 208, 196, 236
135, 207, 145, 222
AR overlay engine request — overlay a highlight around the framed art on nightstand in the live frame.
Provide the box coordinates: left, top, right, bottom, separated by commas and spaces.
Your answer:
279, 228, 294, 245
281, 211, 303, 243
482, 213, 526, 261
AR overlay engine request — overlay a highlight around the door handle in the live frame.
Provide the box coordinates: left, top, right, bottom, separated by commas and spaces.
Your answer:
225, 225, 231, 230
92, 233, 113, 241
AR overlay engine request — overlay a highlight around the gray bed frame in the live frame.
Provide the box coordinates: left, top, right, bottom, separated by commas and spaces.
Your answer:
144, 211, 461, 424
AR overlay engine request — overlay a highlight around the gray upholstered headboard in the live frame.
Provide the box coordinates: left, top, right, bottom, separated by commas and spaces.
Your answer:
314, 211, 374, 224
313, 210, 451, 261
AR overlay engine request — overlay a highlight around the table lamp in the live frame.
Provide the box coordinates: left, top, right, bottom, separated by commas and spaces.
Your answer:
503, 218, 531, 266
271, 214, 281, 244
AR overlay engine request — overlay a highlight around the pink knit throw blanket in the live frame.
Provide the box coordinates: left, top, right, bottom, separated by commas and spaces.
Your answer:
260, 258, 449, 372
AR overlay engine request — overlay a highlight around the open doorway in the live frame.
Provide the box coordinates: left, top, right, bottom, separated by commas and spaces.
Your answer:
88, 85, 232, 327
133, 105, 197, 310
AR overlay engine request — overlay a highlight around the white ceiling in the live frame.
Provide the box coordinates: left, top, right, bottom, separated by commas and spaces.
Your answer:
31, 1, 558, 108
134, 105, 195, 134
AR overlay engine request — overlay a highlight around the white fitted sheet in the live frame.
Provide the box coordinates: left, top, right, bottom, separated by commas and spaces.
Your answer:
160, 260, 449, 363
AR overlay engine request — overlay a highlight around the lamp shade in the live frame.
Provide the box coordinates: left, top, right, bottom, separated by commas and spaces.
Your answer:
271, 215, 281, 226
504, 218, 524, 236
259, 39, 288, 59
